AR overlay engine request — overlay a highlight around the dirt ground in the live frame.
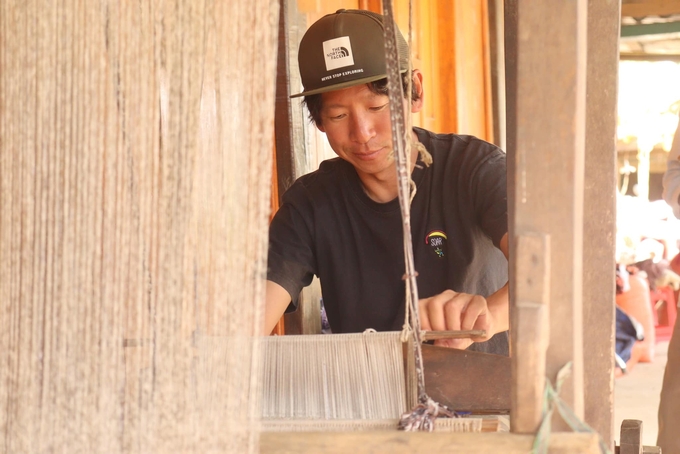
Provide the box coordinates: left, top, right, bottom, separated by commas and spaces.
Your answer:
614, 340, 669, 447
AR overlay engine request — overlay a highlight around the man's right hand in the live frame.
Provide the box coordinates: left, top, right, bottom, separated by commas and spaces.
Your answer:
418, 290, 493, 350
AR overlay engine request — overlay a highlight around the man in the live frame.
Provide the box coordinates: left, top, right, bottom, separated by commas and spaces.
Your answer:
265, 9, 509, 354
658, 110, 680, 454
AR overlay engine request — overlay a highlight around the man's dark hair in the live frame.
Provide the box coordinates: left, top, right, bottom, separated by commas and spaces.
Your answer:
303, 71, 421, 127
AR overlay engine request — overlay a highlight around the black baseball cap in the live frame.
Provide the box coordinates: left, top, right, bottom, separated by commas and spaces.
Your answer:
291, 9, 410, 98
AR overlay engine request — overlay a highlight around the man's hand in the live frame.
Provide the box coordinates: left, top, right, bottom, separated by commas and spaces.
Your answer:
418, 290, 493, 349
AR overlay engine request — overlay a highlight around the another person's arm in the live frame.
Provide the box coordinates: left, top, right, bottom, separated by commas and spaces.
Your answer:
419, 232, 509, 350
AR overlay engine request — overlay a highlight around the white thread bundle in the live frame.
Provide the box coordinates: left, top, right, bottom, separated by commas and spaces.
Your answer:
259, 332, 489, 433
261, 332, 408, 420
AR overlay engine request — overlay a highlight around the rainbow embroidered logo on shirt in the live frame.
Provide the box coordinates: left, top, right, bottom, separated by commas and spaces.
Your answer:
425, 230, 447, 258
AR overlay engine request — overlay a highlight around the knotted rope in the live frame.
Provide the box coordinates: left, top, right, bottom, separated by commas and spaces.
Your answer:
382, 0, 457, 431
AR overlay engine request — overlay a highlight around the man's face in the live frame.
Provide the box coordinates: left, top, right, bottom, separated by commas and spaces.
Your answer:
317, 84, 400, 181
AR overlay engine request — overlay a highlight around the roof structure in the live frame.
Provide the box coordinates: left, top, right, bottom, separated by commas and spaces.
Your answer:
621, 0, 680, 60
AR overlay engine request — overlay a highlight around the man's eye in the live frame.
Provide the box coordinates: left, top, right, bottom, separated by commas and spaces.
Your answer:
329, 113, 346, 120
370, 103, 388, 111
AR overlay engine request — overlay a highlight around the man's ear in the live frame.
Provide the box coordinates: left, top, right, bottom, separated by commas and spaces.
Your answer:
411, 69, 424, 113
316, 122, 326, 133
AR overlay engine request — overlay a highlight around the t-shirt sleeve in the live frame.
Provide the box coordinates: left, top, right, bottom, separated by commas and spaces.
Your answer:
470, 145, 508, 249
267, 182, 317, 307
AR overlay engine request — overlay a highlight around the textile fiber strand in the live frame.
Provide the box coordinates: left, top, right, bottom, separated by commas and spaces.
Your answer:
0, 1, 279, 452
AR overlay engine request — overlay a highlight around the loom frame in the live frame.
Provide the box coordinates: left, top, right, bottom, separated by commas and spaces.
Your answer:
268, 0, 621, 451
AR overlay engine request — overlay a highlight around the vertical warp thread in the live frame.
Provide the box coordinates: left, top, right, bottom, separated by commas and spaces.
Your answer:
0, 1, 279, 452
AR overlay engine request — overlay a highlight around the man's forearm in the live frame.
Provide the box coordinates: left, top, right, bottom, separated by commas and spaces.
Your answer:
263, 280, 293, 335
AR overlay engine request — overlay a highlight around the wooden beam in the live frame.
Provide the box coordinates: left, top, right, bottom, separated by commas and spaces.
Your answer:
583, 0, 620, 448
358, 0, 382, 13
274, 0, 307, 202
487, 0, 506, 150
620, 52, 680, 62
260, 431, 602, 454
275, 0, 322, 335
505, 0, 588, 432
621, 0, 680, 18
619, 420, 644, 454
511, 234, 550, 433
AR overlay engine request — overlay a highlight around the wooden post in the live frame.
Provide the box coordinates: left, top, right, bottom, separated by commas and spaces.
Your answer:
506, 0, 588, 432
620, 420, 644, 454
487, 0, 506, 150
274, 0, 322, 334
582, 0, 620, 447
275, 0, 307, 201
512, 233, 550, 432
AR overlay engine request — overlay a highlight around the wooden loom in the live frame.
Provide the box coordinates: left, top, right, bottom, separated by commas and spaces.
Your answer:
265, 0, 513, 434
259, 331, 511, 433
265, 0, 622, 452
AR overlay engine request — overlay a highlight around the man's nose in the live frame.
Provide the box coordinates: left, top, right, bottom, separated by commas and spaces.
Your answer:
349, 114, 375, 144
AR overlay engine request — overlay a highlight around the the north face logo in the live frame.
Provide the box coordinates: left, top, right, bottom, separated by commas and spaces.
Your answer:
323, 36, 354, 71
328, 47, 350, 59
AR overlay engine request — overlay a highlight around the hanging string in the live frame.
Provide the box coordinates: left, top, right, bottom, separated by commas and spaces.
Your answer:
400, 0, 415, 345
382, 0, 456, 431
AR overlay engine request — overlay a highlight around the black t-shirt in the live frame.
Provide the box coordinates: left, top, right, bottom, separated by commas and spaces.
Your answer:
268, 127, 509, 354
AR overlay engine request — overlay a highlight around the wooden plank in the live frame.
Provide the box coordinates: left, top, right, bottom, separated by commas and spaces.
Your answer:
275, 0, 322, 335
358, 0, 382, 13
506, 0, 588, 431
504, 0, 518, 240
615, 446, 662, 454
620, 52, 680, 62
621, 0, 680, 18
434, 0, 457, 133
582, 0, 620, 448
487, 0, 506, 150
407, 0, 452, 133
452, 1, 491, 139
296, 0, 319, 13
260, 431, 602, 454
421, 344, 511, 412
274, 0, 306, 204
511, 234, 550, 433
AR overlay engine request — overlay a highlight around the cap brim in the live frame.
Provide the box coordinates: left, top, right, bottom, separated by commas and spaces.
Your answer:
290, 69, 408, 98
